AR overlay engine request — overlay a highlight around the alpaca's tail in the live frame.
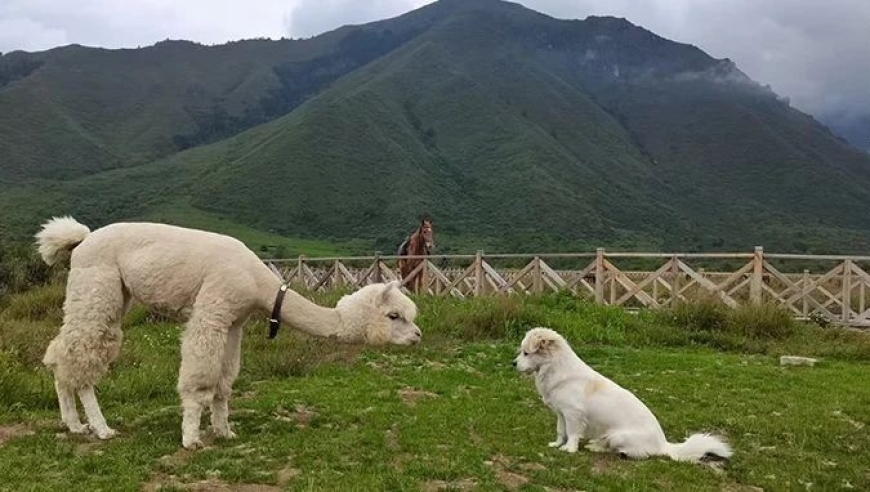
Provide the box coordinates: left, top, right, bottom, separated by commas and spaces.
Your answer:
663, 433, 733, 463
35, 216, 91, 265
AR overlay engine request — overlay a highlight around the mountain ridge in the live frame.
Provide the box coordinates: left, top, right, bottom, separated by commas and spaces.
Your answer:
1, 0, 869, 255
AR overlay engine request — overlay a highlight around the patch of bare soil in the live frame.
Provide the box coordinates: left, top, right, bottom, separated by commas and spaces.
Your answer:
484, 454, 531, 490
0, 424, 34, 446
421, 478, 478, 491
143, 477, 282, 492
273, 404, 317, 428
398, 387, 439, 406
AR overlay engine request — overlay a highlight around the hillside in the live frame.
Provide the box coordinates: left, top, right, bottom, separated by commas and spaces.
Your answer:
2, 0, 870, 254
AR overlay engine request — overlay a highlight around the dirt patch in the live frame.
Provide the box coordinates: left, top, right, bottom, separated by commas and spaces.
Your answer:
386, 423, 400, 450
0, 424, 34, 446
273, 404, 316, 428
519, 462, 547, 472
143, 476, 283, 492
484, 454, 530, 491
74, 442, 105, 456
423, 359, 447, 370
495, 470, 529, 490
398, 388, 439, 407
721, 484, 765, 492
421, 478, 478, 491
591, 456, 613, 475
468, 424, 483, 446
276, 465, 301, 485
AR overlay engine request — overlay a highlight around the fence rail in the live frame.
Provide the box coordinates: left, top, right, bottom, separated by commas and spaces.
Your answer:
265, 247, 870, 327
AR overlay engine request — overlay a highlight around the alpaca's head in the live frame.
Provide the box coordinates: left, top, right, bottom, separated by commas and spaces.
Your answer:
335, 281, 422, 345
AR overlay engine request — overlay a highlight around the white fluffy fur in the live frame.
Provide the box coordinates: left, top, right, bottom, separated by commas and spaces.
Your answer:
514, 327, 732, 463
36, 217, 422, 449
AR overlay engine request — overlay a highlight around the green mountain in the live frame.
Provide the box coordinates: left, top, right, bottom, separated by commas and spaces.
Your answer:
2, 0, 870, 255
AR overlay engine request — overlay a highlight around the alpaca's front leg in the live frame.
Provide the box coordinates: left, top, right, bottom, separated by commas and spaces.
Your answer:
178, 310, 228, 449
211, 322, 244, 439
78, 385, 117, 439
54, 380, 88, 434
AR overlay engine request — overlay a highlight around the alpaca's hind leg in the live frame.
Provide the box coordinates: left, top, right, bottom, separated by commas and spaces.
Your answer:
78, 385, 117, 439
46, 266, 126, 437
211, 318, 245, 439
178, 309, 230, 449
54, 380, 88, 434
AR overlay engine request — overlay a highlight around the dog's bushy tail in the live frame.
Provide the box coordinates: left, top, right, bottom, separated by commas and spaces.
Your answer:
35, 216, 90, 265
664, 433, 733, 463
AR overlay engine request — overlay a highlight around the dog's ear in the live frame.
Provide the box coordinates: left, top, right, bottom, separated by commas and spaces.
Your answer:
536, 337, 555, 354
529, 335, 555, 354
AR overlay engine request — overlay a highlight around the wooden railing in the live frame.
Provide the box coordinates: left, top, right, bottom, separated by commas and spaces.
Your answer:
265, 247, 870, 327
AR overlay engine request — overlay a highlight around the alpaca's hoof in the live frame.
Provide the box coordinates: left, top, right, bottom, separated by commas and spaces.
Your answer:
548, 440, 564, 448
67, 423, 90, 434
94, 427, 118, 440
559, 444, 578, 453
183, 437, 204, 450
212, 427, 237, 440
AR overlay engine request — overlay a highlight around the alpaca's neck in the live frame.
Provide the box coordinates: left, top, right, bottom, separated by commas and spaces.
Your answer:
257, 274, 361, 342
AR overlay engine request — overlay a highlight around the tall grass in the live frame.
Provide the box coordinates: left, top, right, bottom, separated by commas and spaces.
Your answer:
2, 283, 869, 416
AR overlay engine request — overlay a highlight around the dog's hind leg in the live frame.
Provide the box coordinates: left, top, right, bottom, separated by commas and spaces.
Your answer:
548, 411, 567, 448
606, 431, 652, 460
177, 304, 231, 449
211, 317, 246, 439
584, 439, 609, 453
78, 385, 117, 439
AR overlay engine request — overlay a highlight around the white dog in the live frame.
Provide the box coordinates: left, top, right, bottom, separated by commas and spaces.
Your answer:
513, 327, 732, 463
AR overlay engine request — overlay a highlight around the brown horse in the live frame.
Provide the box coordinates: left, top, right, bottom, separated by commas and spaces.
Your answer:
397, 215, 434, 293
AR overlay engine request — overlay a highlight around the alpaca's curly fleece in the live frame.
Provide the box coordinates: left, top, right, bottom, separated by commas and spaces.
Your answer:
36, 216, 422, 448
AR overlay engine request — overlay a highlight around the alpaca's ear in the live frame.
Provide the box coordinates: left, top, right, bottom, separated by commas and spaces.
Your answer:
381, 280, 400, 301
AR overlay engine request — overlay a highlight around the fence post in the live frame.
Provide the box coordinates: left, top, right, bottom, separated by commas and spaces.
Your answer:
802, 269, 810, 318
474, 250, 484, 297
750, 246, 763, 305
594, 248, 605, 304
332, 259, 342, 289
297, 254, 305, 287
533, 256, 543, 294
670, 255, 680, 305
421, 256, 430, 295
842, 258, 853, 323
374, 251, 382, 283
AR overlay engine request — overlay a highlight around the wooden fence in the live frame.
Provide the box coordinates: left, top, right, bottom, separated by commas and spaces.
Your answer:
266, 247, 870, 327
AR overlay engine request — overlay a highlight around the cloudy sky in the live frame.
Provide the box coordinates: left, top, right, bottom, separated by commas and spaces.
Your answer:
1, 0, 867, 119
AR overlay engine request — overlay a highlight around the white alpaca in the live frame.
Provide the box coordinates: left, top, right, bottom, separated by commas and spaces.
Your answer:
35, 216, 422, 449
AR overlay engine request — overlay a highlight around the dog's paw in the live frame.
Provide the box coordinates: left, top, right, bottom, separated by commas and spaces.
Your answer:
94, 427, 118, 440
559, 444, 579, 453
585, 440, 608, 453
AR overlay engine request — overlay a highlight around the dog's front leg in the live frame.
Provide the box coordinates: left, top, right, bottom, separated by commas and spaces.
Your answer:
559, 412, 586, 453
548, 411, 567, 448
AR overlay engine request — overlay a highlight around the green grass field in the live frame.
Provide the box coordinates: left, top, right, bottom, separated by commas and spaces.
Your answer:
1, 287, 869, 491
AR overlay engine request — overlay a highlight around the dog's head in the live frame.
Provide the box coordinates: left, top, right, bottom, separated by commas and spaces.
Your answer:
513, 327, 563, 373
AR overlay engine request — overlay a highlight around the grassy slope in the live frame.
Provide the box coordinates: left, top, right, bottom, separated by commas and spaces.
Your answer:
0, 36, 346, 182
1, 287, 869, 491
3, 0, 870, 253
